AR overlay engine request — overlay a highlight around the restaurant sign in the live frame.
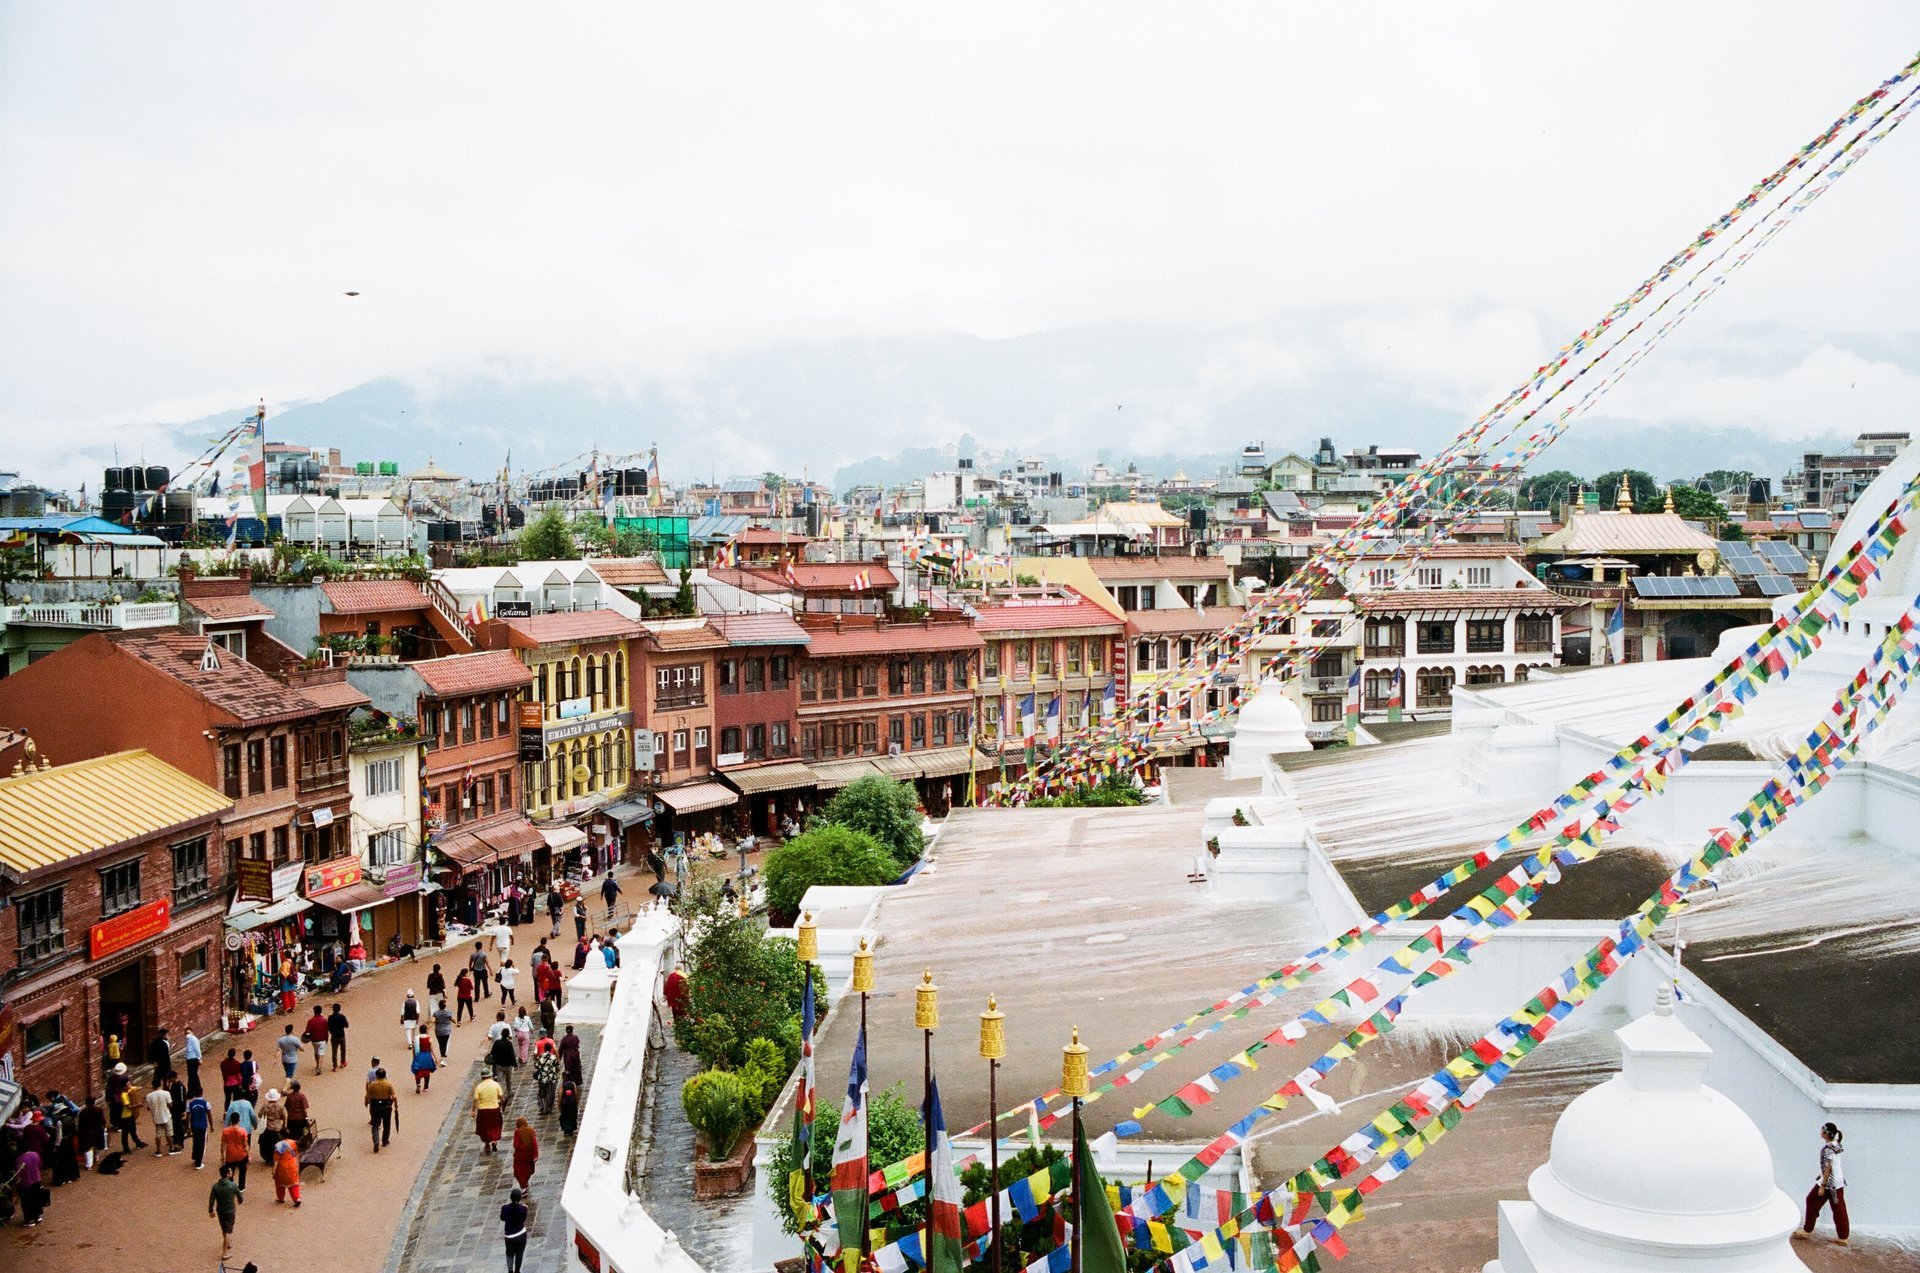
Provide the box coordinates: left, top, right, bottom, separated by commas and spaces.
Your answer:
381, 863, 424, 897
305, 860, 364, 896
517, 701, 547, 762
90, 898, 171, 960
543, 709, 631, 747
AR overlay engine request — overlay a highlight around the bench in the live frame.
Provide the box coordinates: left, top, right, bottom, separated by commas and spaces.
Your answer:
298, 1129, 341, 1181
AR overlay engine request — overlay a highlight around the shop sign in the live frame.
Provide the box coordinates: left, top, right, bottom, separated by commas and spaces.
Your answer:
494, 599, 532, 618
381, 863, 423, 897
90, 898, 171, 960
543, 709, 631, 747
311, 806, 335, 828
633, 729, 656, 770
234, 858, 274, 903
305, 860, 364, 896
517, 701, 547, 762
557, 696, 591, 720
270, 862, 305, 902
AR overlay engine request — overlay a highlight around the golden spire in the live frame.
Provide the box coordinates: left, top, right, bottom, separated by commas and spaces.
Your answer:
915, 967, 940, 1031
1061, 1025, 1089, 1097
1616, 473, 1633, 513
1663, 486, 1676, 514
851, 935, 874, 994
795, 910, 817, 963
979, 994, 1005, 1061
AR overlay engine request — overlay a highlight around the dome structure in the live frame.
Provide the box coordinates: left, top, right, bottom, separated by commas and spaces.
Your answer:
1807, 436, 1920, 632
1227, 677, 1310, 778
1485, 984, 1807, 1273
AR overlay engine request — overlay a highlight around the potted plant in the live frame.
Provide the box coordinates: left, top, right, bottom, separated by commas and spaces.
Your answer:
683, 1069, 755, 1197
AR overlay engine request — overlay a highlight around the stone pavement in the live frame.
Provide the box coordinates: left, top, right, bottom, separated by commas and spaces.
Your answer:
390, 1024, 603, 1273
636, 1038, 756, 1271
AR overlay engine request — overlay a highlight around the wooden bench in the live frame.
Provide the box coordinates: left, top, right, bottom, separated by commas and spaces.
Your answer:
298, 1129, 340, 1181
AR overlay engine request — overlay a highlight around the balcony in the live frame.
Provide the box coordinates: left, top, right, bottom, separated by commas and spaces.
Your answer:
653, 692, 706, 711
297, 761, 350, 790
1, 601, 178, 629
1305, 676, 1348, 694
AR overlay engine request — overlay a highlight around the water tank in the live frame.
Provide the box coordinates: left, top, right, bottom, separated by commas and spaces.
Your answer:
1747, 478, 1772, 505
508, 505, 525, 529
1, 486, 46, 517
103, 466, 130, 492
102, 491, 140, 523
378, 461, 399, 477
1190, 507, 1209, 531
356, 461, 374, 475
165, 491, 195, 525
299, 458, 321, 486
144, 465, 170, 491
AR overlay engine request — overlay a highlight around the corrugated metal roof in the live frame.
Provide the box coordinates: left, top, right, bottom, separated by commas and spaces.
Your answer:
1531, 512, 1717, 555
706, 612, 811, 647
0, 750, 230, 876
497, 611, 644, 645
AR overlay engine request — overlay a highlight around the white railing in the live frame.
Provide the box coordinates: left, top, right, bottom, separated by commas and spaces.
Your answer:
2, 601, 179, 629
421, 578, 477, 647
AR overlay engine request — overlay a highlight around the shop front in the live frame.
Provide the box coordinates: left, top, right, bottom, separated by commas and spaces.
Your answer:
223, 862, 311, 1022
431, 814, 546, 930
717, 760, 819, 837
595, 797, 655, 870
651, 779, 739, 849
303, 859, 392, 971
370, 861, 428, 952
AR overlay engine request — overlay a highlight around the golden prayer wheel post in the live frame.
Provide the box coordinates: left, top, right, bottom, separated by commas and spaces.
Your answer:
851, 936, 874, 1264
795, 910, 817, 963
980, 995, 1007, 1273
1064, 1025, 1089, 1273
918, 969, 940, 1271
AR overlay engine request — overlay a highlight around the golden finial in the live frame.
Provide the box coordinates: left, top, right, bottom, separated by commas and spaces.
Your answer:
979, 994, 1005, 1061
851, 935, 874, 994
795, 910, 817, 963
1061, 1024, 1089, 1098
737, 890, 750, 919
915, 967, 940, 1031
1616, 473, 1633, 513
1663, 486, 1676, 514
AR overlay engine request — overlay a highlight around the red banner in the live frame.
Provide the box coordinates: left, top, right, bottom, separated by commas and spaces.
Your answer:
90, 898, 171, 961
305, 859, 364, 896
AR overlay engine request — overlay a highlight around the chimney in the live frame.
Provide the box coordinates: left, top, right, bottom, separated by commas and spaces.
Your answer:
177, 559, 197, 588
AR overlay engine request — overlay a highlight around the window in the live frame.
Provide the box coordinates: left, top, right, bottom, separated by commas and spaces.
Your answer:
771, 721, 790, 756
800, 667, 817, 702
180, 945, 209, 984
1065, 641, 1082, 674
1363, 669, 1395, 710
672, 730, 689, 763
1065, 696, 1082, 730
100, 859, 142, 918
931, 658, 948, 692
369, 828, 406, 866
769, 655, 790, 689
889, 660, 907, 694
982, 702, 1001, 741
1310, 653, 1344, 681
271, 826, 289, 863
479, 698, 495, 739
910, 659, 926, 694
223, 743, 242, 798
1465, 665, 1506, 687
861, 721, 878, 754
889, 717, 905, 750
15, 887, 64, 965
842, 665, 861, 699
911, 714, 927, 748
747, 724, 766, 759
720, 727, 743, 756
1087, 642, 1104, 674
1416, 621, 1457, 654
365, 756, 404, 797
497, 697, 512, 730
24, 1010, 62, 1059
801, 726, 819, 760
719, 660, 739, 695
270, 735, 288, 787
1179, 637, 1195, 664
1155, 640, 1170, 671
1310, 619, 1341, 640
1368, 567, 1394, 588
1364, 617, 1405, 655
1467, 566, 1491, 587
246, 739, 265, 795
460, 703, 476, 744
1034, 642, 1053, 677
861, 662, 880, 697
820, 664, 840, 701
1417, 567, 1442, 588
745, 659, 765, 693
933, 713, 948, 746
172, 837, 211, 905
984, 643, 1001, 678
1466, 619, 1506, 654
1311, 697, 1342, 723
1515, 615, 1554, 653
1416, 667, 1456, 708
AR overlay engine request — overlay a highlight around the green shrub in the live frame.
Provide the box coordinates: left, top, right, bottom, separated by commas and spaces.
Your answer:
1025, 772, 1145, 808
682, 1069, 749, 1161
766, 1085, 928, 1235
763, 823, 898, 920
816, 775, 924, 868
672, 883, 814, 1068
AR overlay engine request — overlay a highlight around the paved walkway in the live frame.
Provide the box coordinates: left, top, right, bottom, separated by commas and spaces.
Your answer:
390, 1025, 603, 1273
636, 1038, 756, 1271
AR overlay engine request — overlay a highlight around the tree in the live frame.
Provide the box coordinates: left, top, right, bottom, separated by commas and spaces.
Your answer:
1026, 772, 1145, 808
762, 824, 898, 920
672, 888, 813, 1069
1518, 469, 1584, 510
1697, 469, 1754, 498
673, 566, 697, 616
816, 775, 924, 869
767, 1085, 929, 1235
570, 516, 613, 552
611, 527, 657, 556
0, 544, 42, 603
1636, 485, 1730, 524
518, 507, 572, 560
1591, 469, 1661, 510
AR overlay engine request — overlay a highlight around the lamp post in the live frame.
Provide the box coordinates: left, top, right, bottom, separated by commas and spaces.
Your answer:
1062, 1025, 1089, 1273
916, 968, 940, 1271
979, 994, 1006, 1273
851, 936, 874, 1266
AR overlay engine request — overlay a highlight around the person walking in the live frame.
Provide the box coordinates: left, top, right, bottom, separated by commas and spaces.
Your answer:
327, 1002, 350, 1071
498, 958, 519, 1007
365, 1067, 398, 1152
209, 1163, 243, 1260
113, 1069, 147, 1152
11, 1146, 46, 1227
166, 1073, 188, 1153
273, 1024, 302, 1085
558, 1079, 580, 1139
220, 1111, 251, 1194
226, 1087, 257, 1159
146, 1026, 175, 1083
572, 896, 587, 941
285, 1081, 311, 1149
433, 998, 456, 1058
533, 955, 560, 1007
1795, 1122, 1849, 1246
257, 1089, 288, 1164
185, 1088, 213, 1169
558, 1024, 583, 1087
144, 1080, 175, 1158
511, 1116, 539, 1191
411, 1037, 439, 1094
470, 940, 493, 1000
183, 1026, 203, 1096
512, 1005, 534, 1065
570, 936, 589, 971
546, 883, 563, 938
271, 1135, 303, 1207
532, 1035, 560, 1114
501, 1187, 530, 1273
599, 868, 621, 919
456, 969, 476, 1023
426, 962, 447, 1002
472, 1072, 505, 1153
488, 1029, 518, 1104
303, 1004, 330, 1074
494, 921, 513, 972
220, 1048, 242, 1109
538, 991, 558, 1041
239, 1048, 260, 1106
402, 988, 423, 1052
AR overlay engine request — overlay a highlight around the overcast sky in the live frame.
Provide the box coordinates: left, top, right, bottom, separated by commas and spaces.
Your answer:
3, 4, 1918, 489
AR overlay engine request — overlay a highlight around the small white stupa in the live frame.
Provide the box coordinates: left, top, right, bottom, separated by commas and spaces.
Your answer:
1227, 676, 1311, 778
1485, 983, 1807, 1273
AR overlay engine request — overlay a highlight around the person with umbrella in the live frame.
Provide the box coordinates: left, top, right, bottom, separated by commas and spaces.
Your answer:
648, 877, 676, 910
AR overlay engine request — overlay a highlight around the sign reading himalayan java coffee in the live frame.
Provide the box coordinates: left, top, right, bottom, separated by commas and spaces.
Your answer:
90, 898, 171, 960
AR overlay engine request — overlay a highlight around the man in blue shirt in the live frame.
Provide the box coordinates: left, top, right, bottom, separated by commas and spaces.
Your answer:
183, 1027, 204, 1097
186, 1089, 214, 1168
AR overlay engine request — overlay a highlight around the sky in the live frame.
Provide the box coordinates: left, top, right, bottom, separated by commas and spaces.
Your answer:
3, 4, 1919, 491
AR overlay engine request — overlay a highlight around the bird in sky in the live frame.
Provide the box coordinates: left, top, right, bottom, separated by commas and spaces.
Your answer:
343, 291, 360, 297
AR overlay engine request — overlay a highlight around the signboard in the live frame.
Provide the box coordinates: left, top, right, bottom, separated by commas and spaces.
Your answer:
381, 863, 423, 897
311, 806, 335, 828
234, 858, 273, 903
543, 709, 631, 747
270, 862, 305, 903
633, 728, 656, 770
90, 898, 171, 961
305, 859, 364, 896
557, 696, 591, 720
494, 599, 532, 618
517, 701, 547, 762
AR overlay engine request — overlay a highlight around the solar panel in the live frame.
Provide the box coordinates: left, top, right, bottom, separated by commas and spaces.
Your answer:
1754, 574, 1799, 597
1797, 510, 1832, 529
1757, 541, 1808, 572
1636, 575, 1740, 598
1717, 542, 1765, 576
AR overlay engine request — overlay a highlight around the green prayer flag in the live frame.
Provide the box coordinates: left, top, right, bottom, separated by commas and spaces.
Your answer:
1074, 1118, 1129, 1273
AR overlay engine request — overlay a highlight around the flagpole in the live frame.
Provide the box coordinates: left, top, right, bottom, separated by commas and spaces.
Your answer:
915, 970, 939, 1271
851, 937, 874, 1269
796, 912, 818, 1268
1062, 1026, 1088, 1273
979, 996, 1005, 1273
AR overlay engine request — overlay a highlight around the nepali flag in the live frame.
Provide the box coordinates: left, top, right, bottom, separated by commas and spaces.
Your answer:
790, 972, 818, 1234
924, 1076, 964, 1273
829, 1026, 870, 1265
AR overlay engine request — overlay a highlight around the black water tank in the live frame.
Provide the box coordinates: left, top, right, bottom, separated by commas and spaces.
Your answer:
104, 466, 129, 492
102, 491, 139, 523
1189, 507, 1209, 531
166, 491, 195, 525
145, 465, 170, 490
1747, 478, 1772, 505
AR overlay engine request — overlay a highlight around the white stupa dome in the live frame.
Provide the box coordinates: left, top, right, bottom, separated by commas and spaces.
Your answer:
1802, 436, 1919, 631
1227, 677, 1310, 778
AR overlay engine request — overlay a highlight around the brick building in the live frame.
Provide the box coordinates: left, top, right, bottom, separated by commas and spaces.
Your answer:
795, 611, 982, 812
971, 587, 1124, 774
708, 611, 812, 835
633, 618, 734, 845
0, 751, 231, 1101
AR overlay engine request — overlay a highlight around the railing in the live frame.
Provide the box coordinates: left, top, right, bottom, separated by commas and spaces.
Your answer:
2, 601, 178, 629
1306, 675, 1348, 694
421, 577, 477, 647
653, 693, 706, 710
297, 762, 350, 789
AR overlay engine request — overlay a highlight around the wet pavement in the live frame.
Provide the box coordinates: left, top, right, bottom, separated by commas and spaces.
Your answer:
636, 1038, 758, 1271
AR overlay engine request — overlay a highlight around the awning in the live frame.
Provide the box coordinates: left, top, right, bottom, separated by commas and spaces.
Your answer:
654, 781, 739, 815
914, 746, 976, 778
436, 816, 546, 869
540, 826, 589, 853
306, 881, 390, 915
719, 761, 820, 796
226, 894, 312, 932
871, 753, 923, 780
809, 758, 880, 789
599, 798, 654, 829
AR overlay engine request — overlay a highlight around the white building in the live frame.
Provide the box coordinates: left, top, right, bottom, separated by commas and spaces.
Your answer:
345, 726, 427, 952
433, 562, 641, 619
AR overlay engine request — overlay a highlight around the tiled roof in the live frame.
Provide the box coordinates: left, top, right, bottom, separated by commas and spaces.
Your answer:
802, 622, 983, 657
321, 580, 430, 614
412, 651, 535, 697
497, 611, 644, 645
1352, 543, 1527, 560
1084, 557, 1232, 580
1124, 607, 1243, 635
111, 631, 324, 724
297, 679, 373, 710
972, 595, 1123, 633
640, 620, 728, 652
588, 558, 669, 589
1354, 589, 1578, 613
734, 528, 812, 545
1531, 512, 1718, 555
187, 595, 275, 622
0, 750, 231, 876
706, 612, 811, 647
740, 562, 900, 592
